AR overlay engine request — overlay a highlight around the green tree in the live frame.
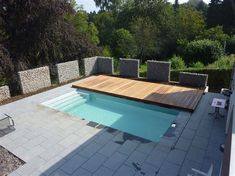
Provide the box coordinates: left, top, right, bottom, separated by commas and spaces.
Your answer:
206, 0, 223, 28
93, 12, 116, 46
69, 11, 89, 33
110, 28, 136, 58
87, 22, 100, 45
221, 0, 235, 33
67, 11, 100, 45
0, 0, 100, 68
93, 0, 123, 12
196, 26, 229, 43
130, 17, 157, 62
175, 6, 205, 40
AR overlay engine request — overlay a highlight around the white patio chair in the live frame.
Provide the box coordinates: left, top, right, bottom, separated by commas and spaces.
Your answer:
0, 114, 14, 131
187, 164, 213, 176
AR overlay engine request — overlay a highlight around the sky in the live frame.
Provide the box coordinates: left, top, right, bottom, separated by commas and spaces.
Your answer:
76, 0, 210, 12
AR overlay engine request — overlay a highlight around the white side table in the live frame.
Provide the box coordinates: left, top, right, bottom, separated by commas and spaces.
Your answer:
209, 98, 226, 119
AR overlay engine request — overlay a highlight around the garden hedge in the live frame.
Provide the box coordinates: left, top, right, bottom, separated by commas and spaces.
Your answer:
171, 68, 232, 92
140, 67, 232, 92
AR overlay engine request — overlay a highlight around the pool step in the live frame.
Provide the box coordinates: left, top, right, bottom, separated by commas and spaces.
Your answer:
42, 91, 79, 106
49, 95, 85, 109
61, 98, 87, 112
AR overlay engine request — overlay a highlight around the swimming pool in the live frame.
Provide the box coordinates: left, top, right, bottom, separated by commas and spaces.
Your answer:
42, 90, 179, 142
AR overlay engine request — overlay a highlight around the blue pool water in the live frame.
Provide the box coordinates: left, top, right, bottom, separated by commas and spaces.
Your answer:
42, 90, 178, 142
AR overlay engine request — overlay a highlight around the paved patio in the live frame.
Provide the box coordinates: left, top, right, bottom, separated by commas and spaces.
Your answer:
0, 79, 227, 176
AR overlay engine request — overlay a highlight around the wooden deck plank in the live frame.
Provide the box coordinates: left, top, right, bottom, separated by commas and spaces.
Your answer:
72, 75, 204, 111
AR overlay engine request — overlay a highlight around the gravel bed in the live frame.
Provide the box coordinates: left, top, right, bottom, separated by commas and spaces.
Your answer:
0, 145, 25, 176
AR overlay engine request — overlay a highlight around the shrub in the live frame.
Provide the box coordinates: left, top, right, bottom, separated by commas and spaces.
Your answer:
184, 39, 224, 65
139, 64, 147, 77
170, 55, 186, 70
102, 46, 112, 57
226, 36, 235, 54
190, 61, 204, 69
0, 79, 7, 87
207, 54, 235, 69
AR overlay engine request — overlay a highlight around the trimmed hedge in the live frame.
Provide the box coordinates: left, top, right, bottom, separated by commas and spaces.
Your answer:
140, 66, 232, 92
171, 68, 232, 92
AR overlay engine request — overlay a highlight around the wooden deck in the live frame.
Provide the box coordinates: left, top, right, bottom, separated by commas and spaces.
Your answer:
72, 75, 204, 111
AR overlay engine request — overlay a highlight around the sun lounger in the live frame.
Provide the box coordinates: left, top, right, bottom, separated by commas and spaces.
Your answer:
0, 114, 14, 131
188, 164, 213, 176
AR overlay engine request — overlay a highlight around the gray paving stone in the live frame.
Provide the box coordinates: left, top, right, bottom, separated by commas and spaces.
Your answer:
11, 146, 28, 159
0, 136, 13, 146
201, 157, 221, 176
22, 136, 47, 149
30, 170, 44, 176
181, 128, 196, 140
136, 142, 156, 154
94, 132, 113, 145
79, 142, 102, 158
175, 137, 192, 151
146, 150, 168, 167
5, 137, 29, 150
113, 165, 136, 176
157, 137, 176, 148
186, 146, 206, 164
98, 141, 120, 157
157, 162, 180, 176
58, 134, 82, 147
118, 140, 139, 155
72, 168, 91, 176
23, 145, 46, 162
58, 145, 84, 160
39, 156, 66, 176
134, 163, 159, 176
93, 166, 114, 176
39, 144, 65, 161
8, 171, 21, 176
74, 125, 95, 137
196, 126, 212, 138
0, 80, 226, 176
179, 159, 202, 176
82, 153, 107, 173
49, 169, 69, 176
186, 120, 201, 130
103, 152, 128, 171
40, 136, 63, 149
60, 154, 87, 174
192, 136, 209, 149
153, 143, 171, 153
166, 149, 186, 165
125, 150, 148, 167
205, 145, 224, 161
16, 156, 46, 176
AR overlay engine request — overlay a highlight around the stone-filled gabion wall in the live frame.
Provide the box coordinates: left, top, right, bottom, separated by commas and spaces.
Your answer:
56, 60, 79, 83
98, 57, 114, 75
0, 86, 10, 102
83, 56, 113, 76
83, 57, 98, 76
18, 66, 51, 94
147, 60, 171, 82
119, 58, 139, 78
179, 72, 208, 87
